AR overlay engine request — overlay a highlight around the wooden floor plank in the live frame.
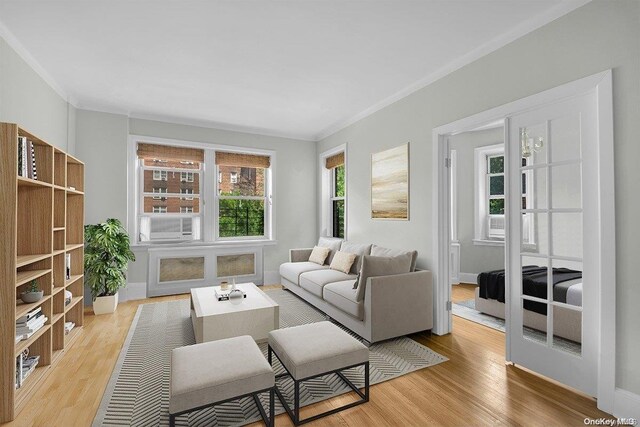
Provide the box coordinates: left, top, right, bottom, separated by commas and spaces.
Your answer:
4, 285, 610, 426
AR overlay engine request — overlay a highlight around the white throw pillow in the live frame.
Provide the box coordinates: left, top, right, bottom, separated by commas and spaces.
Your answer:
308, 246, 331, 265
329, 251, 357, 274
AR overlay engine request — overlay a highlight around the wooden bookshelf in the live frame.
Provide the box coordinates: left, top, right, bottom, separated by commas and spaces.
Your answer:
0, 123, 85, 422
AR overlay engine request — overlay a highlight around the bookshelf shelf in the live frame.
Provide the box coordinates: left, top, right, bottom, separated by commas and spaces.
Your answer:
1, 123, 84, 422
15, 296, 51, 321
17, 176, 52, 188
16, 269, 51, 287
64, 296, 83, 313
14, 325, 51, 357
16, 254, 51, 268
65, 274, 83, 287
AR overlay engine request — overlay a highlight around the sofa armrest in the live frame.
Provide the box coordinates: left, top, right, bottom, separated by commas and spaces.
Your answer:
365, 270, 433, 341
289, 248, 313, 263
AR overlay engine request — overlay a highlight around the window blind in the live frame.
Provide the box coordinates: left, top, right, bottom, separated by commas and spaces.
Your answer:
325, 152, 345, 169
137, 143, 204, 163
215, 151, 271, 168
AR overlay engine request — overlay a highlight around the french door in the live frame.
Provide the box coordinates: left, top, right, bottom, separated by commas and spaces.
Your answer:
507, 91, 599, 396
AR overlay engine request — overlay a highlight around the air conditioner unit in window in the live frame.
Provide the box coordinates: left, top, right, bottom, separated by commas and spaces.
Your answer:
150, 217, 193, 241
488, 215, 505, 239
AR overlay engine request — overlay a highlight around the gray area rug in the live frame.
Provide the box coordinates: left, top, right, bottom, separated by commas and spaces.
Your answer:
94, 289, 448, 426
453, 298, 581, 355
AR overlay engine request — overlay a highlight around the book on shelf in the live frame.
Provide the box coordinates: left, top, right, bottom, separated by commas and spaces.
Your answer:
65, 254, 71, 280
16, 306, 42, 323
65, 290, 72, 306
64, 321, 75, 335
16, 311, 45, 330
17, 137, 38, 179
15, 354, 40, 389
15, 316, 47, 341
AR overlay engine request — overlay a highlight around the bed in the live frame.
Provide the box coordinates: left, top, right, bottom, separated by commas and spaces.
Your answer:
474, 266, 582, 343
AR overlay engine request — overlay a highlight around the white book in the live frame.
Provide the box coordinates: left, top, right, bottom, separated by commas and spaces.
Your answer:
16, 307, 42, 323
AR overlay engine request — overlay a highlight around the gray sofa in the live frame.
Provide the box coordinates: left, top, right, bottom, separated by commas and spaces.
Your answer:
279, 238, 433, 344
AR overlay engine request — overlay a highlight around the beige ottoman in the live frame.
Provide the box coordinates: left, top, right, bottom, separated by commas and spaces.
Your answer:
268, 321, 369, 425
170, 335, 275, 426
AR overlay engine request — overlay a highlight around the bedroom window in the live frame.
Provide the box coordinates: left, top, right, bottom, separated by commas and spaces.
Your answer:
321, 148, 346, 239
474, 144, 534, 245
133, 140, 275, 244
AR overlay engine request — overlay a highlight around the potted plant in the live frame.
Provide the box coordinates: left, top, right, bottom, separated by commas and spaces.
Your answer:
84, 218, 135, 315
21, 280, 43, 303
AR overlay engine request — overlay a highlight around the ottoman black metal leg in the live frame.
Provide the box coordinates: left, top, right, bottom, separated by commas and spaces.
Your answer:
169, 414, 175, 427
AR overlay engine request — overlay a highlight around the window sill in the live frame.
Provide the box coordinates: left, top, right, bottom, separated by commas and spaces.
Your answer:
132, 239, 278, 251
473, 239, 505, 247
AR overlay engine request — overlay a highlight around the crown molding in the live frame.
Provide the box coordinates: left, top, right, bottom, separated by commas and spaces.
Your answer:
313, 0, 591, 141
0, 20, 78, 107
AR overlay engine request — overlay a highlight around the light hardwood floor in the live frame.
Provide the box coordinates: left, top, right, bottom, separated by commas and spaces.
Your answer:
4, 285, 610, 427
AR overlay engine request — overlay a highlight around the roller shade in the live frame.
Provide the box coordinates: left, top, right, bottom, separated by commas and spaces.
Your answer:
325, 152, 345, 169
215, 151, 271, 168
137, 143, 204, 163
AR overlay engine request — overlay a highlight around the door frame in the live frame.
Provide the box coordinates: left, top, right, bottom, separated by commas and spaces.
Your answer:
431, 70, 615, 412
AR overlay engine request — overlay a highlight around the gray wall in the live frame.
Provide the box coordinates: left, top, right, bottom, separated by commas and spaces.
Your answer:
0, 37, 75, 151
75, 112, 318, 282
450, 128, 505, 274
318, 0, 640, 394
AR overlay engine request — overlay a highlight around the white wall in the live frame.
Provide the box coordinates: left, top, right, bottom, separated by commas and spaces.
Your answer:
0, 37, 75, 151
450, 128, 505, 274
318, 0, 640, 395
75, 112, 318, 284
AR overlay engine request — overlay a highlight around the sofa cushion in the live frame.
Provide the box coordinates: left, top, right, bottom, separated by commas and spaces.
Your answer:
317, 237, 343, 265
329, 251, 357, 274
355, 254, 412, 301
323, 280, 363, 320
371, 244, 418, 272
300, 269, 356, 298
280, 262, 329, 285
339, 242, 373, 274
309, 246, 330, 265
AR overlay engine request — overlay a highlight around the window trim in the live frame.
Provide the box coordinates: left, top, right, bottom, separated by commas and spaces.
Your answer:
128, 135, 276, 247
319, 144, 347, 239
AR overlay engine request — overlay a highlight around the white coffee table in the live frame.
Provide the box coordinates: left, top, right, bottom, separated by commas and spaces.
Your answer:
190, 283, 279, 344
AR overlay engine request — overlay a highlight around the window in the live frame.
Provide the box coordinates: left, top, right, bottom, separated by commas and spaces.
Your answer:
321, 148, 346, 239
153, 170, 168, 181
152, 187, 167, 200
331, 165, 345, 238
216, 152, 271, 238
180, 188, 194, 200
474, 143, 534, 245
132, 140, 274, 244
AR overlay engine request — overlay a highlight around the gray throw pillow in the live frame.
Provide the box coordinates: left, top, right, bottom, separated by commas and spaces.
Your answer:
354, 254, 412, 302
317, 237, 343, 265
339, 241, 373, 274
370, 245, 418, 272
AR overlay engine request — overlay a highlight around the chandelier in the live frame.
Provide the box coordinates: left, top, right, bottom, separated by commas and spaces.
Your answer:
521, 128, 544, 158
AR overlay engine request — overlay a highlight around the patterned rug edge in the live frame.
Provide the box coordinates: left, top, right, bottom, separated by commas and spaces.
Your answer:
93, 292, 448, 426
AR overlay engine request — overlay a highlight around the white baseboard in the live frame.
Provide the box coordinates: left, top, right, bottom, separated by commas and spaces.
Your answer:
264, 270, 280, 286
120, 282, 147, 302
459, 272, 478, 285
613, 388, 640, 420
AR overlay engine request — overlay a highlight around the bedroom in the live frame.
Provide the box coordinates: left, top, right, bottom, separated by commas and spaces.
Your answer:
448, 109, 587, 363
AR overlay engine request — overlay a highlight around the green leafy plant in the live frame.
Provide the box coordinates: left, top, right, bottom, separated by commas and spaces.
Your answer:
84, 218, 136, 301
26, 280, 39, 293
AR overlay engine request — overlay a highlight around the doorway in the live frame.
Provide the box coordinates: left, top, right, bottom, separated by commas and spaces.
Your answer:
431, 70, 615, 412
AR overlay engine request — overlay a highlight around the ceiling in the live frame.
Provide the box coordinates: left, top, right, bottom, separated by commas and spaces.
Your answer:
0, 1, 587, 141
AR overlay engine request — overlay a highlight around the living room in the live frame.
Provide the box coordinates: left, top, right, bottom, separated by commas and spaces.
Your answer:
0, 1, 638, 426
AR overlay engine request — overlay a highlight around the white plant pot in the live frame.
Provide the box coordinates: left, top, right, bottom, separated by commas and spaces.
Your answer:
93, 293, 119, 315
